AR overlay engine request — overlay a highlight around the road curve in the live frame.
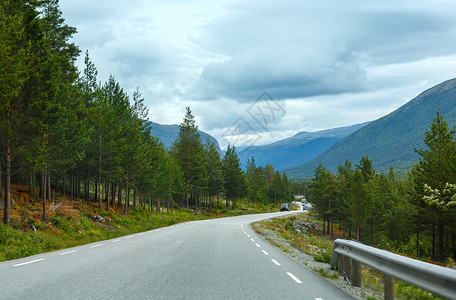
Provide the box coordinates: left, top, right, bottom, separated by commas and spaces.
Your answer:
0, 211, 353, 300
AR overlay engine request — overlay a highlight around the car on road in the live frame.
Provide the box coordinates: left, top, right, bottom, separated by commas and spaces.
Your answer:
303, 204, 308, 211
280, 203, 290, 211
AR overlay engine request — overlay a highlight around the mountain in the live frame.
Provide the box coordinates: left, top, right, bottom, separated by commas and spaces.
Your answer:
238, 122, 369, 170
285, 78, 456, 178
149, 122, 221, 153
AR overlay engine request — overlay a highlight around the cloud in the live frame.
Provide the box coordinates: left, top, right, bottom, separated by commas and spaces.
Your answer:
59, 0, 456, 149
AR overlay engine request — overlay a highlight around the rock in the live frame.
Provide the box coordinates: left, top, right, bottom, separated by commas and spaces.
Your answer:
92, 215, 105, 222
26, 223, 36, 233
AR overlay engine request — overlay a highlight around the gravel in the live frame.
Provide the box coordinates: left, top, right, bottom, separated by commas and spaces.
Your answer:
251, 219, 382, 300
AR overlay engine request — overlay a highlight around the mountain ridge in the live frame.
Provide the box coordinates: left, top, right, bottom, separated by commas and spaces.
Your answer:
237, 122, 369, 170
284, 78, 456, 178
149, 122, 221, 153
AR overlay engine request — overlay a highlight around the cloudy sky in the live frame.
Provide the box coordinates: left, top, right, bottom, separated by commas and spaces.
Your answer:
60, 0, 456, 149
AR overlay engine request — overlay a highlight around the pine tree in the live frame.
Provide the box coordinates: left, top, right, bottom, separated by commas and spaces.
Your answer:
414, 112, 456, 262
205, 141, 224, 208
171, 107, 206, 208
222, 145, 244, 208
0, 1, 27, 225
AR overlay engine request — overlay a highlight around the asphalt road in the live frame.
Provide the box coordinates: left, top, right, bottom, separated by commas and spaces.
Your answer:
0, 210, 353, 300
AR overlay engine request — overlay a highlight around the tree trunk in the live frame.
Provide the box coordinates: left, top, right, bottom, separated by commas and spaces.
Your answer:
111, 182, 116, 207
370, 218, 374, 246
85, 166, 89, 203
105, 179, 110, 211
55, 172, 59, 194
62, 172, 65, 197
123, 176, 129, 215
432, 223, 436, 261
416, 230, 420, 259
437, 217, 444, 262
70, 170, 74, 201
117, 184, 122, 206
3, 145, 12, 225
98, 173, 101, 209
0, 159, 3, 199
452, 232, 456, 260
41, 170, 47, 221
133, 189, 136, 207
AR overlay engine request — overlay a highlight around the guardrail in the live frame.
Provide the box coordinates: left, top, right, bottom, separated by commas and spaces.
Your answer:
330, 239, 456, 300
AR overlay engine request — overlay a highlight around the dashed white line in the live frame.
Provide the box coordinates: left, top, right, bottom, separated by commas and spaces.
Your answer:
90, 244, 103, 248
271, 259, 281, 266
286, 272, 303, 283
315, 298, 324, 300
111, 239, 121, 243
250, 238, 255, 242
255, 243, 261, 248
59, 250, 77, 256
13, 259, 44, 267
262, 250, 269, 256
247, 235, 250, 238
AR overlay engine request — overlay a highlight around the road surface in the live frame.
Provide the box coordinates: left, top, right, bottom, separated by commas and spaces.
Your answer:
0, 210, 353, 299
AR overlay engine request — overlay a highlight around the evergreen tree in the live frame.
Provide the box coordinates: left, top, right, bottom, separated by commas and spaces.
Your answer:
0, 1, 27, 225
171, 107, 206, 208
222, 145, 244, 208
414, 112, 456, 262
204, 141, 224, 208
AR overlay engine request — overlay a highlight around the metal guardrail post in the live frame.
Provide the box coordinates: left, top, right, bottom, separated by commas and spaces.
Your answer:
344, 255, 352, 281
352, 260, 361, 287
384, 274, 394, 300
332, 239, 456, 299
337, 253, 345, 276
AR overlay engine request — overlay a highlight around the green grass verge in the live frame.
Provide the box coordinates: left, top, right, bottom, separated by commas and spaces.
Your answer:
0, 198, 278, 262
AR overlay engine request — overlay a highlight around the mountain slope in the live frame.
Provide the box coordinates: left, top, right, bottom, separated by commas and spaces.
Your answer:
238, 123, 368, 170
149, 122, 221, 152
285, 78, 456, 178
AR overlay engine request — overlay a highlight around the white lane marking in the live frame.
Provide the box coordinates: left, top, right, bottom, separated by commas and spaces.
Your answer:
112, 239, 121, 243
271, 259, 281, 266
59, 250, 77, 256
13, 259, 44, 267
126, 236, 133, 239
255, 243, 261, 248
137, 233, 144, 236
262, 250, 269, 256
247, 235, 250, 237
316, 298, 324, 300
250, 238, 255, 242
90, 244, 103, 248
287, 272, 303, 283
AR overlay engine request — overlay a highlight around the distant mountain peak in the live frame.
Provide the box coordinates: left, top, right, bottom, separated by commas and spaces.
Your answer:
237, 122, 368, 171
285, 78, 456, 178
149, 122, 221, 153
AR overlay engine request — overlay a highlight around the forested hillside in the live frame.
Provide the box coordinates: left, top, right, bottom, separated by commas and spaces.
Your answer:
149, 122, 221, 153
286, 78, 456, 178
307, 113, 456, 263
0, 1, 292, 228
238, 122, 368, 170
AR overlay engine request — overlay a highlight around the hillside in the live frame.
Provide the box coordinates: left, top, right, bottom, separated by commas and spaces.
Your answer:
238, 123, 368, 170
149, 122, 221, 153
285, 78, 456, 178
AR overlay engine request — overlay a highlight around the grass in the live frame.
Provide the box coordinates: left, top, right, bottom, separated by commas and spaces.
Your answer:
0, 185, 278, 262
252, 213, 333, 263
252, 212, 446, 300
